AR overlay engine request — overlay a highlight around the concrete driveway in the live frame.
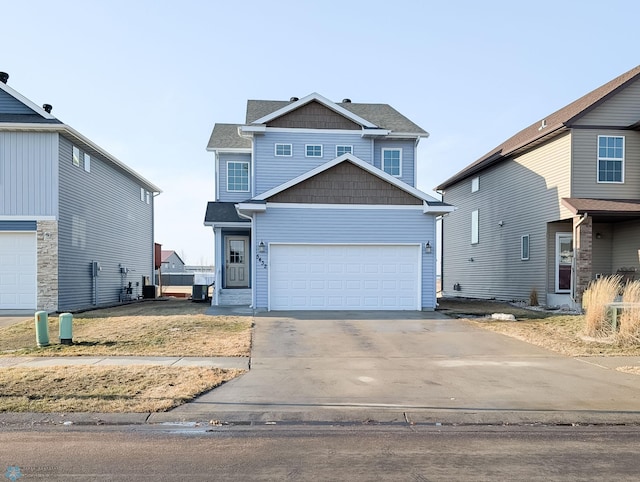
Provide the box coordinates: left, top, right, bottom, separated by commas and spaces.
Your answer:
153, 310, 640, 424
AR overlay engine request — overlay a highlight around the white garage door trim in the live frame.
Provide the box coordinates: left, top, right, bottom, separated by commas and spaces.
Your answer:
0, 231, 37, 310
268, 243, 421, 311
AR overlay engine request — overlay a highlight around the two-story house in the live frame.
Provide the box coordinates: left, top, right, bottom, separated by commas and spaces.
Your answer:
204, 93, 453, 311
436, 65, 640, 309
160, 250, 186, 273
0, 73, 161, 313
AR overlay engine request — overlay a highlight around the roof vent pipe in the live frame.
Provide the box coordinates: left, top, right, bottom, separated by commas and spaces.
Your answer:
43, 104, 53, 113
289, 97, 299, 102
0, 72, 8, 84
342, 98, 351, 103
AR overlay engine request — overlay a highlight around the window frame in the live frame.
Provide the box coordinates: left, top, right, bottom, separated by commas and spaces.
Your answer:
305, 144, 323, 158
72, 146, 80, 167
275, 143, 292, 157
471, 209, 479, 245
140, 188, 145, 202
226, 161, 250, 193
597, 135, 624, 183
336, 145, 353, 157
521, 234, 530, 261
471, 176, 479, 192
84, 153, 91, 173
382, 148, 402, 177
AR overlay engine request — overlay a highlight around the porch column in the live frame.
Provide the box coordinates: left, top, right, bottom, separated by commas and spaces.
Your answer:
573, 214, 592, 305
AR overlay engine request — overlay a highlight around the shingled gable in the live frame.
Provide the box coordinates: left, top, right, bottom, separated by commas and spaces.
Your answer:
436, 64, 640, 191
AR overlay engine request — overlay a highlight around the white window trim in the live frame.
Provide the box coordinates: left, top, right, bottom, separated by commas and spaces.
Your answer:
597, 135, 625, 184
84, 153, 91, 173
382, 148, 402, 177
140, 187, 145, 202
521, 234, 530, 261
471, 176, 479, 192
336, 145, 353, 157
226, 161, 250, 192
275, 143, 292, 157
471, 210, 479, 244
555, 232, 573, 293
72, 146, 80, 167
305, 144, 323, 158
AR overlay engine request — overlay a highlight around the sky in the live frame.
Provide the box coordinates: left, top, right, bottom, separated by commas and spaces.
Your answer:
3, 0, 639, 265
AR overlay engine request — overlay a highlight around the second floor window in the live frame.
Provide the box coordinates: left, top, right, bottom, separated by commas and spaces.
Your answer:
597, 135, 624, 183
275, 144, 292, 156
382, 148, 401, 176
471, 210, 479, 244
227, 161, 249, 192
336, 145, 352, 156
306, 144, 323, 157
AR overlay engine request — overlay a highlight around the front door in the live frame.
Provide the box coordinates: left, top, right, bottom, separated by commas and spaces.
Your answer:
225, 236, 249, 288
556, 233, 573, 293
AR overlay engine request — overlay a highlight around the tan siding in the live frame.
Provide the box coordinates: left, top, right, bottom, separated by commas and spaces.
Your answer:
612, 220, 640, 272
571, 129, 640, 198
592, 223, 614, 276
267, 101, 361, 130
442, 132, 572, 303
572, 79, 640, 126
267, 162, 422, 205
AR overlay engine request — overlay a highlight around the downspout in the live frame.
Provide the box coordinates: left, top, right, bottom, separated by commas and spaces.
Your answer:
571, 213, 589, 304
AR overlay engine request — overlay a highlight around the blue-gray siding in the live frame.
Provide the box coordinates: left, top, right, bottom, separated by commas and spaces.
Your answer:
0, 89, 37, 114
0, 132, 59, 216
217, 153, 252, 202
254, 207, 436, 309
57, 136, 154, 311
373, 139, 416, 186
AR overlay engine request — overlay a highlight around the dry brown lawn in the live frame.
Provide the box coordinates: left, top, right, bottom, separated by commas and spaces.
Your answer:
0, 299, 251, 357
0, 365, 243, 412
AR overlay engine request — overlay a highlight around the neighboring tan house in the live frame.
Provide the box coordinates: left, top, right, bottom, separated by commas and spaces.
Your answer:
160, 250, 186, 272
436, 65, 640, 309
205, 92, 453, 310
0, 73, 161, 313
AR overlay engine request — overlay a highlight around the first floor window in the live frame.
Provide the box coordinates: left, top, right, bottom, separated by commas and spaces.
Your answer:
306, 144, 323, 157
521, 235, 530, 260
336, 145, 352, 156
471, 210, 479, 244
382, 148, 401, 176
227, 161, 249, 192
597, 135, 624, 183
275, 143, 292, 156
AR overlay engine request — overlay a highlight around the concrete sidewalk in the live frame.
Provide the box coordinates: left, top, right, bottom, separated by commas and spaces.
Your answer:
0, 356, 249, 370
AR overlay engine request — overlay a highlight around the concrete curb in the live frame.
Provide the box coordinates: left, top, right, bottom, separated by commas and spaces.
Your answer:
0, 356, 249, 370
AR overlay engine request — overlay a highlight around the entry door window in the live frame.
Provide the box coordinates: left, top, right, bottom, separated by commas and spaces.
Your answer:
556, 233, 573, 293
225, 237, 249, 288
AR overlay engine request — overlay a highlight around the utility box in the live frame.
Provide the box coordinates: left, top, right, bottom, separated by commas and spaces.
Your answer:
35, 311, 50, 347
192, 284, 209, 302
143, 285, 157, 299
59, 313, 73, 345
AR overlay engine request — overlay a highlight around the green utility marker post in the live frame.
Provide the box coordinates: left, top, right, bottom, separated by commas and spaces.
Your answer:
59, 313, 73, 345
35, 311, 50, 347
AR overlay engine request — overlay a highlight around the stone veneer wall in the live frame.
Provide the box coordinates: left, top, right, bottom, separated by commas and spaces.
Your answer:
573, 215, 592, 305
37, 220, 58, 312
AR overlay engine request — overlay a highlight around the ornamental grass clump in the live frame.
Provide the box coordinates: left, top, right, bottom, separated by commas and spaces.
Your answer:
582, 275, 621, 337
618, 280, 640, 345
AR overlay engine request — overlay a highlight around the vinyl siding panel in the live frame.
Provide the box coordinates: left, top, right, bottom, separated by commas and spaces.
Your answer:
442, 132, 572, 304
612, 220, 640, 272
58, 136, 154, 311
254, 207, 436, 310
0, 89, 37, 114
571, 129, 640, 198
373, 139, 416, 187
572, 80, 640, 126
254, 131, 372, 195
217, 153, 251, 202
0, 132, 58, 216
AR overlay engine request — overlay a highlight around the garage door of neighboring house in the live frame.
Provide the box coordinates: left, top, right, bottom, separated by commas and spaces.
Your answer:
0, 232, 37, 310
269, 244, 421, 310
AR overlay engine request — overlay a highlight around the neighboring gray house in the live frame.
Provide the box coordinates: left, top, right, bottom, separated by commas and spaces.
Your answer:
0, 73, 161, 313
205, 92, 453, 310
160, 250, 185, 272
436, 65, 640, 308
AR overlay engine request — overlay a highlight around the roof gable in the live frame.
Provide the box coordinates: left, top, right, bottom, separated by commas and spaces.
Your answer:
264, 100, 362, 130
0, 81, 57, 121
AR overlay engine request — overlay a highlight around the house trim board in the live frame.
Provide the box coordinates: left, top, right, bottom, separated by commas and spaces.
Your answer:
0, 216, 56, 221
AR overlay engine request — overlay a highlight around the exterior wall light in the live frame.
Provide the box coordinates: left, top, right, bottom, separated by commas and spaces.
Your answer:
425, 241, 432, 254
258, 241, 266, 253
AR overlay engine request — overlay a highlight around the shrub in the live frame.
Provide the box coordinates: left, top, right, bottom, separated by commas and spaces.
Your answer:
582, 275, 621, 337
618, 280, 640, 345
529, 288, 538, 307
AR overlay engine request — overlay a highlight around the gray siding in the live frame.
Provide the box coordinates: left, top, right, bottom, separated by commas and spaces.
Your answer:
373, 139, 416, 187
592, 223, 614, 277
254, 131, 372, 194
442, 132, 572, 304
217, 153, 252, 202
0, 89, 37, 114
572, 79, 640, 126
57, 136, 154, 311
0, 132, 58, 216
254, 207, 436, 309
612, 220, 640, 272
571, 129, 640, 199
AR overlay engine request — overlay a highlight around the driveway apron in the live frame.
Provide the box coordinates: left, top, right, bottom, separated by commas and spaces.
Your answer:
163, 311, 640, 420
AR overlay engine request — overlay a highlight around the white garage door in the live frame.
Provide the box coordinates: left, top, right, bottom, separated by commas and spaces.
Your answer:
0, 232, 37, 310
269, 244, 421, 310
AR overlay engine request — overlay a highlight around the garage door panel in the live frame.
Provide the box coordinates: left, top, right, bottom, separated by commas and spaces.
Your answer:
0, 232, 37, 310
270, 244, 420, 310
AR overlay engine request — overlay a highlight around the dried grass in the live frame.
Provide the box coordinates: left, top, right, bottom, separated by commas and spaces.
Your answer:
0, 366, 244, 412
618, 281, 640, 345
582, 276, 621, 337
